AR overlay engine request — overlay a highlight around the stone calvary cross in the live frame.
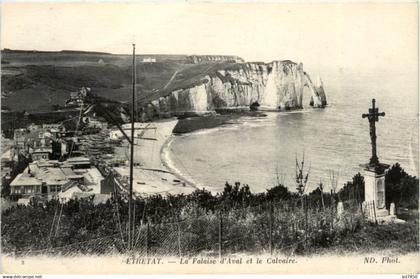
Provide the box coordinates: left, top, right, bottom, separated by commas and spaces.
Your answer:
361, 98, 390, 219
362, 98, 385, 166
360, 99, 404, 223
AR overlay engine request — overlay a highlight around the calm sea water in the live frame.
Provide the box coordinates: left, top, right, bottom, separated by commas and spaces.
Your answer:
168, 77, 419, 194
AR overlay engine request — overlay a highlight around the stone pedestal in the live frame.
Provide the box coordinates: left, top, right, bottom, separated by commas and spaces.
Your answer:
362, 163, 390, 220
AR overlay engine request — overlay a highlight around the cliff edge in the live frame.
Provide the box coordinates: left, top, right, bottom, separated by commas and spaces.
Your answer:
142, 60, 327, 120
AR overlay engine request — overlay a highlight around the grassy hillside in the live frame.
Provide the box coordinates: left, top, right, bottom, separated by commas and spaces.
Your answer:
1, 50, 244, 113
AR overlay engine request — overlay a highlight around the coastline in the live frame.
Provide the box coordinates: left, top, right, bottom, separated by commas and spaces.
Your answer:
160, 133, 199, 189
125, 109, 321, 196
110, 112, 269, 196
130, 112, 269, 195
115, 118, 197, 197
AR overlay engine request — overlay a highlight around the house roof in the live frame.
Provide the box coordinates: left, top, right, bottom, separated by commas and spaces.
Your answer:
33, 148, 52, 154
10, 161, 83, 188
67, 157, 91, 164
10, 173, 42, 187
72, 192, 95, 200
61, 180, 80, 192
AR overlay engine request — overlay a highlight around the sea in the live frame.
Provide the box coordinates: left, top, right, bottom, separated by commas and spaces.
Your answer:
167, 74, 419, 194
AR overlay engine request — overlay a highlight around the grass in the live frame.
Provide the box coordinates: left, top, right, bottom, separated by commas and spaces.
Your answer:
1, 50, 248, 113
2, 175, 418, 257
1, 198, 17, 212
1, 52, 213, 111
321, 220, 419, 255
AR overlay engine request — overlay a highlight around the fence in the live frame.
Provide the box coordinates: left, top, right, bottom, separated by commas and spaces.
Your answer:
7, 197, 368, 258
363, 200, 378, 224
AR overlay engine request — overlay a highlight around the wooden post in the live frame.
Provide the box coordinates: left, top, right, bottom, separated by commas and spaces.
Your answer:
330, 189, 333, 204
48, 205, 58, 245
269, 202, 273, 255
132, 201, 136, 245
128, 43, 136, 251
145, 221, 150, 257
54, 203, 64, 237
304, 196, 308, 248
218, 213, 223, 260
177, 219, 182, 257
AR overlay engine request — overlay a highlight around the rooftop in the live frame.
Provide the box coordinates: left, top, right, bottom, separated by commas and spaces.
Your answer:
33, 147, 52, 153
67, 156, 91, 163
10, 160, 84, 187
10, 173, 42, 187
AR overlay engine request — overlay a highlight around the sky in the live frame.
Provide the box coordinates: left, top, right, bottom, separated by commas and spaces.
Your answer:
1, 2, 418, 77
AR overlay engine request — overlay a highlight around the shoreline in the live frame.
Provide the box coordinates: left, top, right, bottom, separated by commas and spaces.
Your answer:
110, 111, 272, 196
125, 108, 349, 196
159, 112, 273, 194
160, 133, 199, 190
115, 118, 197, 197
156, 112, 270, 194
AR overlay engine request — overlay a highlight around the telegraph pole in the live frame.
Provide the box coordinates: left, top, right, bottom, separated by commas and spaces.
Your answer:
128, 43, 136, 250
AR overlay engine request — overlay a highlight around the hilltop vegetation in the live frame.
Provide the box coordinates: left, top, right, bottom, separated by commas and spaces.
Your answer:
1, 49, 243, 113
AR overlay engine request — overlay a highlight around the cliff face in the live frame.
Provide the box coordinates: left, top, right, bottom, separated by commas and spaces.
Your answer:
142, 60, 327, 120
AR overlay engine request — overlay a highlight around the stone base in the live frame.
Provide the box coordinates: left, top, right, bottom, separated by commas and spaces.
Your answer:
363, 202, 389, 219
376, 215, 406, 225
376, 208, 390, 218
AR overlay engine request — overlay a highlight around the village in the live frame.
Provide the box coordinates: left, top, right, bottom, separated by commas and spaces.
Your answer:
0, 86, 168, 207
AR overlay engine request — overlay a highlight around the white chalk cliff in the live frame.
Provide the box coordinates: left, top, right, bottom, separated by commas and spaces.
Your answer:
143, 60, 327, 119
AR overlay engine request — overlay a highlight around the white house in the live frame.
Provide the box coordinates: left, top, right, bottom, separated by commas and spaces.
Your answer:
142, 57, 156, 63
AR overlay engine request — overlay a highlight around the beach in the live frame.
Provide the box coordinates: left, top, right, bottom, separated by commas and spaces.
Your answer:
114, 118, 197, 197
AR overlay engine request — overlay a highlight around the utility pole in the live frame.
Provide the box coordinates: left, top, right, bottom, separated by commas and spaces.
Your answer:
128, 43, 136, 250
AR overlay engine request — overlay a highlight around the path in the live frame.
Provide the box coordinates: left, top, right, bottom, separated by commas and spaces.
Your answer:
162, 70, 178, 90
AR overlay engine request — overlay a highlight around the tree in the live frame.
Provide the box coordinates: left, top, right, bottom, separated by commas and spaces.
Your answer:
220, 182, 253, 209
352, 173, 365, 204
187, 188, 217, 212
385, 163, 418, 208
266, 184, 290, 201
337, 173, 364, 204
295, 154, 309, 210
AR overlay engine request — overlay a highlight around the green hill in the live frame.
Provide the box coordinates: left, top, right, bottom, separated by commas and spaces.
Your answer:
1, 49, 240, 113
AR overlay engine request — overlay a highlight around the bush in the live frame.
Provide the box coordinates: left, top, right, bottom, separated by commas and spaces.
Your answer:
386, 163, 419, 209
2, 164, 418, 256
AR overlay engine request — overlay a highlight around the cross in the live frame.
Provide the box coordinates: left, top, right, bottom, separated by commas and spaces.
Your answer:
362, 98, 385, 165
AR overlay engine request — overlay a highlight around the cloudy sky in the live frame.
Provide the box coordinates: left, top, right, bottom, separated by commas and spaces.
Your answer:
2, 2, 418, 76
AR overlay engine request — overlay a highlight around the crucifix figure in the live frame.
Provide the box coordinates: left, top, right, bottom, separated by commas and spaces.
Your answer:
362, 98, 385, 165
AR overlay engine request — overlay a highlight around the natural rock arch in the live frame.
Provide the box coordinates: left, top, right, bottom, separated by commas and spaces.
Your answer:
302, 72, 327, 108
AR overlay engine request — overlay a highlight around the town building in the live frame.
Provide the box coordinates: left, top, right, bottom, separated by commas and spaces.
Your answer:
13, 128, 28, 150
82, 116, 108, 130
42, 123, 64, 131
13, 125, 56, 155
9, 157, 104, 201
142, 57, 156, 63
65, 87, 90, 107
31, 148, 52, 161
